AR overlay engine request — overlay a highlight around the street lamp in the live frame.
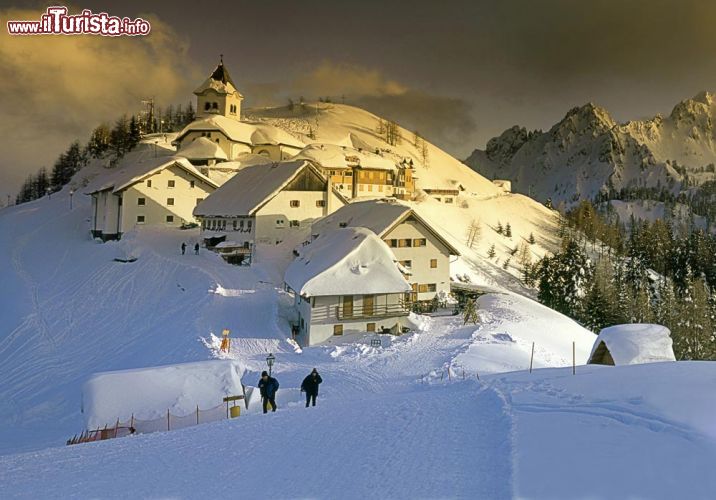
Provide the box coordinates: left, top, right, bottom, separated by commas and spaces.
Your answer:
266, 353, 276, 376
69, 189, 74, 210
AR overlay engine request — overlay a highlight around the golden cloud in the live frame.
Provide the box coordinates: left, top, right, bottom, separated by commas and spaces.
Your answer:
0, 7, 200, 193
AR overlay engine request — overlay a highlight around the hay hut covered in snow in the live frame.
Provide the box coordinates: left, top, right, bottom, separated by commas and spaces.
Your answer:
588, 324, 676, 366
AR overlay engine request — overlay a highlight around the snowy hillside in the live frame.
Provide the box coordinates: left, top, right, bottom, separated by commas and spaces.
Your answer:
244, 103, 561, 288
2, 360, 715, 499
465, 92, 716, 209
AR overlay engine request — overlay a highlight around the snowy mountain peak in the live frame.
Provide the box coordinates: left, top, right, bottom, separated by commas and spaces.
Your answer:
466, 92, 716, 209
553, 102, 616, 137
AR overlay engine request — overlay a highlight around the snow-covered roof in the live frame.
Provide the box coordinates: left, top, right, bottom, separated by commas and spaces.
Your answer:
296, 143, 398, 170
588, 324, 676, 366
284, 227, 411, 297
82, 360, 244, 428
178, 137, 228, 161
175, 115, 305, 149
84, 155, 218, 195
295, 143, 397, 171
311, 199, 460, 255
194, 160, 320, 217
193, 61, 243, 97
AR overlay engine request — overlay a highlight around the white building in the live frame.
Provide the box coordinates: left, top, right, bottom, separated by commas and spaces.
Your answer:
174, 59, 305, 163
284, 227, 412, 345
193, 160, 346, 264
311, 199, 459, 302
85, 155, 217, 241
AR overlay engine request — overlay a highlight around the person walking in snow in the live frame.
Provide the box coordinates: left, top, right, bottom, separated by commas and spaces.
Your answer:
181, 242, 187, 255
301, 368, 322, 407
194, 242, 200, 255
258, 371, 279, 414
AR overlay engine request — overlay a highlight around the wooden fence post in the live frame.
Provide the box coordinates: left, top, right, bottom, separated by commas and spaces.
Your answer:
572, 341, 576, 375
196, 405, 199, 425
167, 409, 170, 431
114, 418, 119, 438
529, 342, 535, 373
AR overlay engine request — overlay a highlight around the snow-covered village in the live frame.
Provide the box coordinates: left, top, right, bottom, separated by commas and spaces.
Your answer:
1, 2, 716, 499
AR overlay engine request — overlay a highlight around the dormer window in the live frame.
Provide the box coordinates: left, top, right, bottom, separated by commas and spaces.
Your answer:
204, 102, 211, 111
212, 102, 219, 110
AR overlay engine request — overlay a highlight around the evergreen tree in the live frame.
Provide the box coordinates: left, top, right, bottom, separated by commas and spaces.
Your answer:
87, 123, 111, 158
487, 244, 496, 259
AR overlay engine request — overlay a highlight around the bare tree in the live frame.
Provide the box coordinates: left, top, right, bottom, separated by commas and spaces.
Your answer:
466, 218, 482, 249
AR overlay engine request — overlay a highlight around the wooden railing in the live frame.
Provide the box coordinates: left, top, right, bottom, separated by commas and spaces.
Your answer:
310, 302, 410, 321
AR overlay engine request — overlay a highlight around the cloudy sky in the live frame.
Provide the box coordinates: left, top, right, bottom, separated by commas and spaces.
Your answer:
1, 0, 715, 197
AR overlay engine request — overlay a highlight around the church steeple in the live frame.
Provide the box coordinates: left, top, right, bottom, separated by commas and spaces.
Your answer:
194, 56, 243, 121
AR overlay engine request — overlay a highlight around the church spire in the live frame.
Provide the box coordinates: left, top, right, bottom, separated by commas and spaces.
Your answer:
209, 54, 236, 88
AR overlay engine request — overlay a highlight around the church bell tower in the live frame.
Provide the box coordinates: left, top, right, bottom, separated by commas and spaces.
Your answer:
194, 55, 244, 121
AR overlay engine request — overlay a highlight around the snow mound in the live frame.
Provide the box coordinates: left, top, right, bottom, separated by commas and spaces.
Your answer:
589, 324, 676, 366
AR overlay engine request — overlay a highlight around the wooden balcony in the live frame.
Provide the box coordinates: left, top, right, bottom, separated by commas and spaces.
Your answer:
310, 302, 410, 322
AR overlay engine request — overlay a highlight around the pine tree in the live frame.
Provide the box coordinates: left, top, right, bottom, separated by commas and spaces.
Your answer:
505, 223, 512, 238
496, 222, 503, 235
528, 232, 536, 245
487, 244, 496, 259
87, 123, 111, 158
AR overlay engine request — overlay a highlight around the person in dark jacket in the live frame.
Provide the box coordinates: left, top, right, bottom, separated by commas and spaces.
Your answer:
300, 368, 322, 407
194, 242, 200, 255
181, 242, 187, 255
258, 371, 279, 413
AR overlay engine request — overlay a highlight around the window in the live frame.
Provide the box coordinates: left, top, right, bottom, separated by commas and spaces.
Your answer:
137, 197, 146, 206
290, 200, 300, 208
445, 197, 454, 204
196, 198, 204, 205
316, 200, 326, 207
247, 220, 252, 230
368, 184, 373, 192
289, 220, 300, 227
240, 220, 245, 229
212, 102, 218, 109
333, 324, 344, 336
418, 284, 428, 293
430, 259, 438, 269
168, 180, 175, 188
167, 198, 175, 206
233, 220, 238, 230
136, 215, 145, 224
413, 238, 427, 247
146, 180, 152, 188
386, 239, 398, 247
378, 185, 383, 192
276, 219, 285, 227
427, 283, 437, 292
300, 318, 305, 329
398, 239, 412, 248
166, 215, 174, 223
204, 102, 210, 111
345, 171, 352, 177
190, 180, 195, 188
400, 260, 412, 269
359, 184, 364, 191
367, 323, 376, 332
